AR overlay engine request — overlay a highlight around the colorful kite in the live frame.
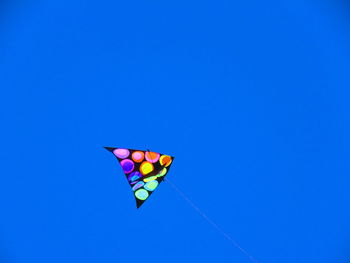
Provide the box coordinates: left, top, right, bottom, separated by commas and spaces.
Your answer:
104, 147, 175, 208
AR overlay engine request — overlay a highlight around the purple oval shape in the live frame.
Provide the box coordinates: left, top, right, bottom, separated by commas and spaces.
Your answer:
113, 148, 130, 159
120, 159, 134, 174
128, 171, 142, 184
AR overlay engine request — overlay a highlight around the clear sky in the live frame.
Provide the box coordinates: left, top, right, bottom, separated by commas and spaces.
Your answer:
1, 1, 350, 263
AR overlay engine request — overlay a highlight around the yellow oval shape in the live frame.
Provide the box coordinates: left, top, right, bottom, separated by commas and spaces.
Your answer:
157, 168, 167, 177
143, 176, 157, 182
140, 161, 154, 175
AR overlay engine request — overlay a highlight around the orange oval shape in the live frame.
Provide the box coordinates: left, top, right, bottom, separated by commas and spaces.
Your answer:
132, 151, 144, 163
145, 152, 160, 163
160, 155, 172, 167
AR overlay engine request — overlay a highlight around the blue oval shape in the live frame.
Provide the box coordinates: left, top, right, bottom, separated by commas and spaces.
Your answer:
132, 181, 144, 191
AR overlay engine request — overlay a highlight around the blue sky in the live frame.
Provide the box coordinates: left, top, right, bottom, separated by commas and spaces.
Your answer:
1, 1, 350, 263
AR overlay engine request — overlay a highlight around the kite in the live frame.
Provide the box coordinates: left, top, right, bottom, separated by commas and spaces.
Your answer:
103, 147, 259, 262
104, 147, 175, 208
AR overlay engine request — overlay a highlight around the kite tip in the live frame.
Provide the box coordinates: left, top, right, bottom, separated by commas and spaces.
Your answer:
104, 146, 115, 152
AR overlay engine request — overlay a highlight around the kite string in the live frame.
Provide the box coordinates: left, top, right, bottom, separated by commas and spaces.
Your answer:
165, 178, 260, 263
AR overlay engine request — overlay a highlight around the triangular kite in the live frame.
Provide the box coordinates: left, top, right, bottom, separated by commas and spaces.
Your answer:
104, 147, 175, 208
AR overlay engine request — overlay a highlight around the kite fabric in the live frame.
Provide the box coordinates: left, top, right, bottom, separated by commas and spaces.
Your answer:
104, 147, 175, 208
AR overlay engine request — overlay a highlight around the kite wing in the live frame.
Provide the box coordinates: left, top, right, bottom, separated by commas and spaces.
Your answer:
104, 147, 174, 208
